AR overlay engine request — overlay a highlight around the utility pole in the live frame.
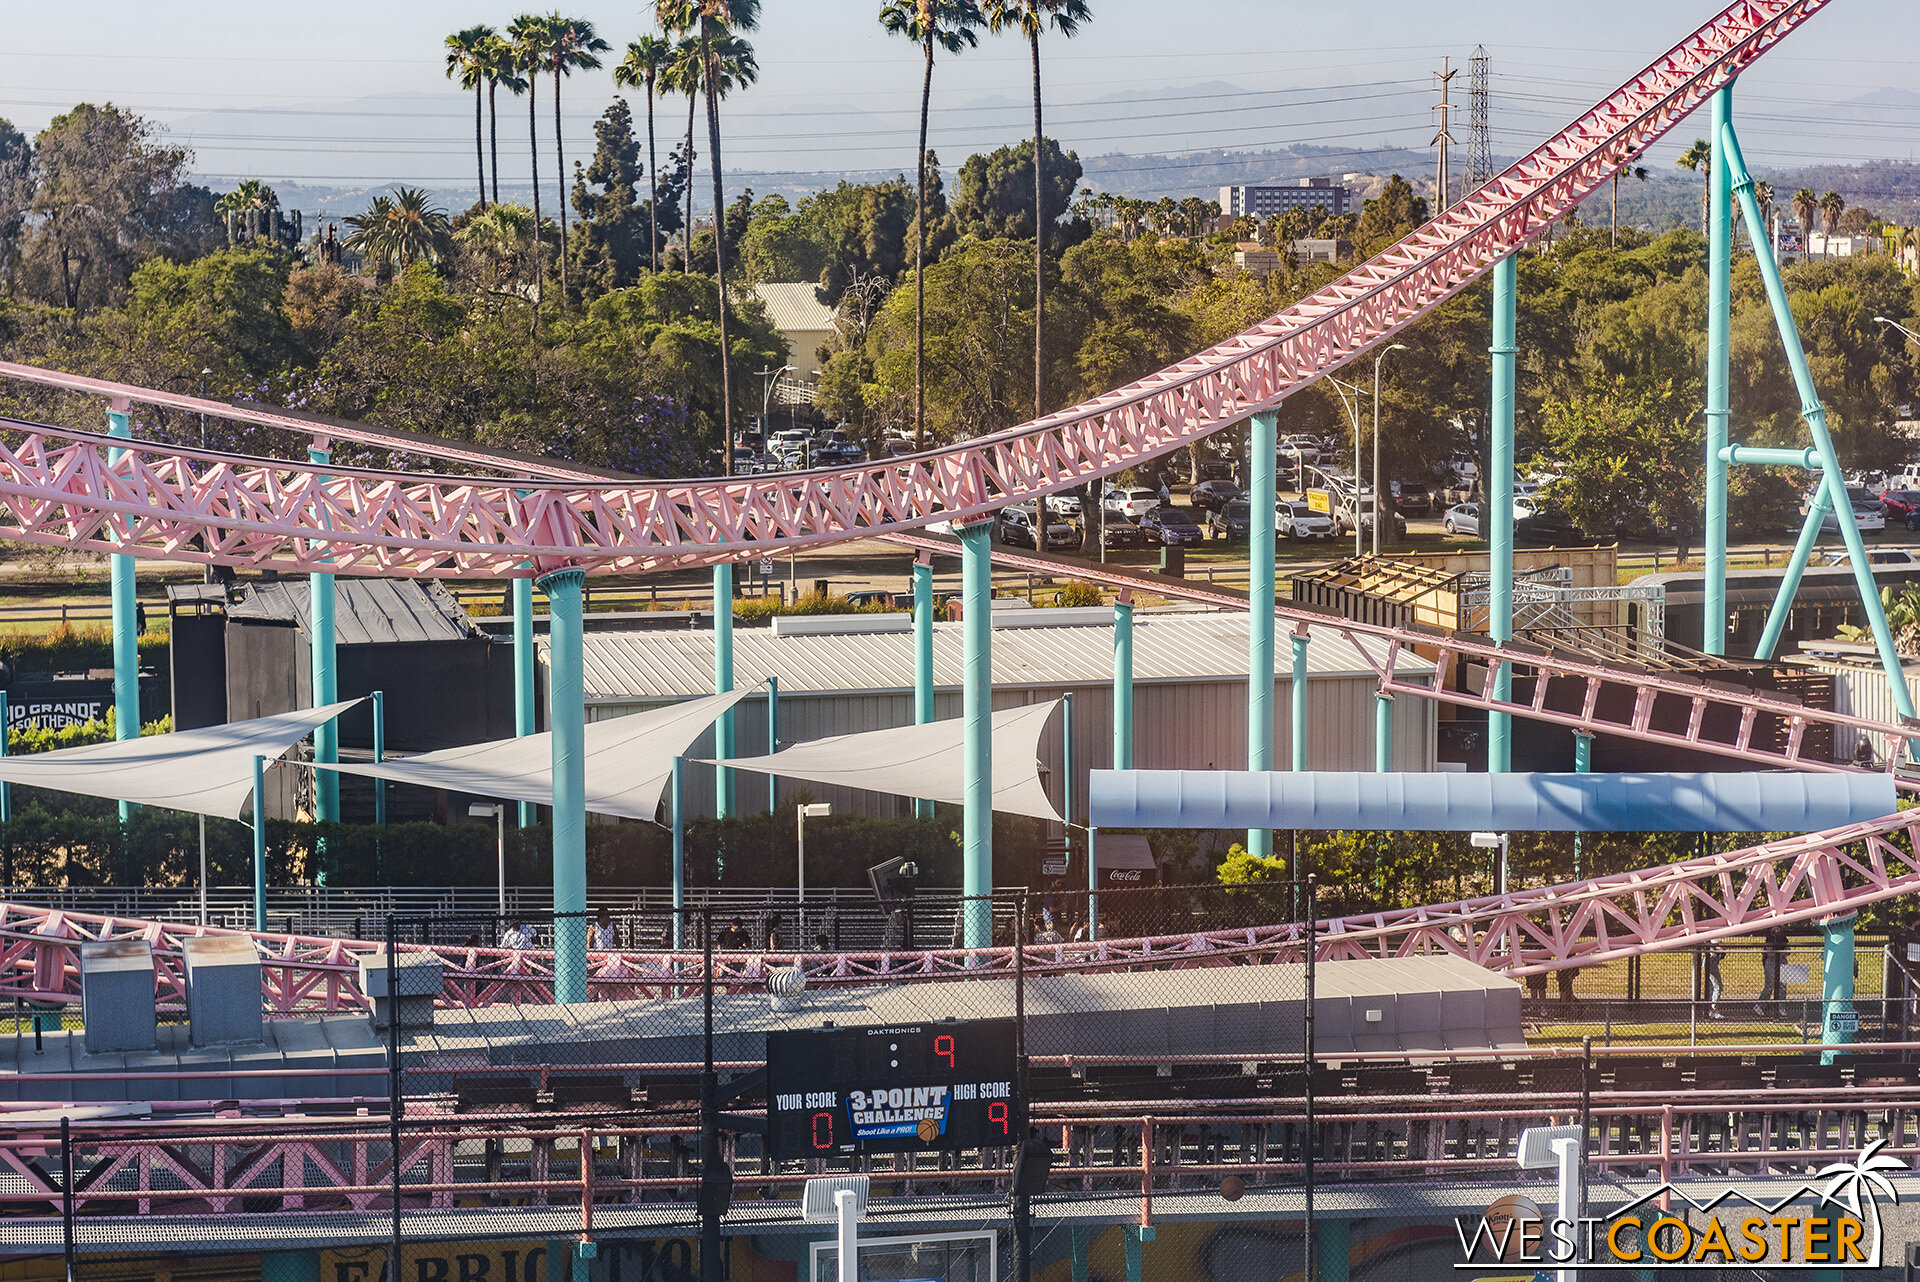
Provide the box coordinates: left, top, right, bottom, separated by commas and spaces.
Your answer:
1432, 59, 1458, 215
1466, 47, 1494, 193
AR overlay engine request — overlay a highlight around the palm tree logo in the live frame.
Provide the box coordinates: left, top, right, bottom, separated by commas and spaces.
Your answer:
1816, 1139, 1905, 1261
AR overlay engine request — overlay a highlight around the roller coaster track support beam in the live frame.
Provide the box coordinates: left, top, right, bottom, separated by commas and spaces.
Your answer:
1489, 255, 1517, 773
1704, 84, 1734, 656
960, 519, 994, 949
1822, 914, 1856, 1066
307, 446, 338, 828
915, 558, 935, 819
1291, 628, 1310, 773
1248, 411, 1278, 860
513, 577, 536, 829
540, 567, 588, 1004
713, 563, 734, 820
108, 402, 136, 823
1114, 596, 1135, 773
1724, 119, 1917, 732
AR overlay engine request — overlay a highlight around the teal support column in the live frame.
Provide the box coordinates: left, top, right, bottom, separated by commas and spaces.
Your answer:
546, 1241, 566, 1282
1488, 255, 1518, 773
671, 754, 686, 949
1316, 1217, 1351, 1282
1061, 690, 1075, 827
958, 520, 994, 948
1247, 410, 1278, 859
766, 676, 779, 814
513, 577, 536, 828
307, 447, 338, 826
1820, 913, 1856, 1065
259, 1250, 322, 1282
1374, 693, 1392, 772
0, 691, 11, 827
1573, 731, 1592, 879
1112, 598, 1134, 770
713, 563, 735, 819
1291, 629, 1309, 771
1086, 824, 1099, 940
371, 690, 387, 826
1724, 121, 1917, 728
914, 560, 935, 819
251, 755, 267, 931
1704, 84, 1734, 655
1069, 1226, 1091, 1282
1123, 1225, 1153, 1282
1755, 488, 1832, 659
539, 568, 589, 1004
107, 405, 137, 823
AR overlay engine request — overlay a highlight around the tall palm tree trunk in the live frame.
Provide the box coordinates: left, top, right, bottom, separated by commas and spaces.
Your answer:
474, 79, 487, 209
702, 23, 735, 478
553, 69, 569, 299
646, 84, 659, 272
527, 76, 542, 313
915, 32, 934, 452
488, 82, 501, 207
684, 93, 697, 268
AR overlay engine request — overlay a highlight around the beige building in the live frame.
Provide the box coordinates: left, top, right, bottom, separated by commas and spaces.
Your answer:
745, 283, 838, 396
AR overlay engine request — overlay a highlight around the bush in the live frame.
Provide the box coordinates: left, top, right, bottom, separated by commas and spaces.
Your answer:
1048, 581, 1106, 608
0, 623, 169, 676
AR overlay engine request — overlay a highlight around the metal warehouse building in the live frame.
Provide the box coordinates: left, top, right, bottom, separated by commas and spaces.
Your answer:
542, 608, 1437, 821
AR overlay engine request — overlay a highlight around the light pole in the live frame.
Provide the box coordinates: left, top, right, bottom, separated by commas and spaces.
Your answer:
758, 363, 796, 451
469, 801, 507, 917
796, 802, 831, 929
1372, 344, 1409, 556
1876, 316, 1920, 346
1326, 376, 1367, 557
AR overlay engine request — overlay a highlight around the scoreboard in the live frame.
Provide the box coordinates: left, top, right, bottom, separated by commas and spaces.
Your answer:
764, 1018, 1021, 1159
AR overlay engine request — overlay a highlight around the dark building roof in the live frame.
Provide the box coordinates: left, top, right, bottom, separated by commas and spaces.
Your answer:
225, 578, 480, 646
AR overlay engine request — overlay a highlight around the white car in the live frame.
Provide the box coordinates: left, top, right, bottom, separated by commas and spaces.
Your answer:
1103, 487, 1159, 520
1820, 503, 1887, 534
1279, 436, 1322, 465
1277, 501, 1334, 539
1045, 493, 1083, 519
1822, 548, 1918, 567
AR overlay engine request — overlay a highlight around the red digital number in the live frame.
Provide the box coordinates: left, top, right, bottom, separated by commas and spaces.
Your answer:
934, 1035, 955, 1068
988, 1101, 1009, 1135
812, 1112, 834, 1150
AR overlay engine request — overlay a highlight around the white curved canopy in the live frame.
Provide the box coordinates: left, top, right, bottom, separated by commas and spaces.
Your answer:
710, 700, 1063, 822
0, 701, 360, 821
319, 688, 753, 822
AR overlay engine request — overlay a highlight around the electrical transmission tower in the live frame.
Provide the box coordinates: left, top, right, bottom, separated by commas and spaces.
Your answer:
1467, 45, 1495, 192
1432, 59, 1458, 215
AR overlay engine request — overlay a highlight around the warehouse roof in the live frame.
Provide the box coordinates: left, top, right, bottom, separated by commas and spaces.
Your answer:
560, 611, 1433, 702
227, 578, 478, 646
745, 282, 836, 333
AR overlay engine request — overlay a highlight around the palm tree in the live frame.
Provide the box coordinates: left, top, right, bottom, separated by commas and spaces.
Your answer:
1820, 189, 1846, 236
479, 35, 528, 209
1676, 138, 1711, 235
507, 15, 556, 307
660, 33, 703, 267
457, 202, 543, 292
344, 195, 398, 279
615, 34, 675, 272
985, 0, 1091, 427
881, 0, 985, 451
1793, 187, 1818, 254
385, 187, 453, 269
662, 0, 762, 479
445, 25, 495, 209
541, 16, 610, 299
1752, 178, 1773, 229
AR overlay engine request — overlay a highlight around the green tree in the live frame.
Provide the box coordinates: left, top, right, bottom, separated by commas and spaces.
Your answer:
1792, 186, 1818, 250
569, 99, 648, 294
1540, 376, 1700, 551
478, 35, 528, 208
659, 31, 705, 270
445, 24, 496, 209
506, 15, 558, 306
614, 34, 676, 272
456, 202, 547, 298
953, 137, 1082, 241
1820, 189, 1846, 237
540, 15, 610, 298
1676, 137, 1711, 235
881, 0, 985, 449
984, 0, 1091, 427
1352, 174, 1430, 258
78, 247, 297, 389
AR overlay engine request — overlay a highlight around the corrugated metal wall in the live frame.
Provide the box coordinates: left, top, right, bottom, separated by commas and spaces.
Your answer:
589, 675, 1437, 823
1790, 657, 1920, 763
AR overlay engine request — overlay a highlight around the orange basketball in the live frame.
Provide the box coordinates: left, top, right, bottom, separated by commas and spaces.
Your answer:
1220, 1175, 1246, 1202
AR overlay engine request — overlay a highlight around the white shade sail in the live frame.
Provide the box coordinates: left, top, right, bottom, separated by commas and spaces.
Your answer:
710, 700, 1064, 822
320, 688, 754, 822
0, 701, 361, 821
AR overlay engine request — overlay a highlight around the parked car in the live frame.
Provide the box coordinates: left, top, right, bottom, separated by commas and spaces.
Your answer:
1822, 548, 1920, 567
1098, 517, 1146, 551
1390, 481, 1433, 516
1279, 436, 1322, 466
1335, 496, 1407, 543
996, 504, 1080, 551
1515, 506, 1585, 546
844, 589, 896, 608
1443, 502, 1481, 537
1820, 502, 1887, 534
1103, 487, 1159, 520
1277, 501, 1335, 540
1879, 489, 1920, 520
1194, 458, 1236, 483
1189, 480, 1242, 514
1045, 492, 1083, 519
1139, 504, 1205, 546
1205, 500, 1251, 541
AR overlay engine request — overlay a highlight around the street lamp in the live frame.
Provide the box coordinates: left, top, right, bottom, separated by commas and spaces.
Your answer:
796, 802, 832, 904
1372, 344, 1409, 556
758, 363, 797, 452
1875, 316, 1920, 346
469, 802, 507, 917
1471, 830, 1510, 896
1326, 376, 1368, 557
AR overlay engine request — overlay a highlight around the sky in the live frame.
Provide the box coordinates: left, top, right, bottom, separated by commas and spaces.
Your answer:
4, 0, 1918, 205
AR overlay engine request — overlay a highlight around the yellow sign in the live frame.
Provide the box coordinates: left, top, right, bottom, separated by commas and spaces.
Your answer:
1306, 489, 1331, 514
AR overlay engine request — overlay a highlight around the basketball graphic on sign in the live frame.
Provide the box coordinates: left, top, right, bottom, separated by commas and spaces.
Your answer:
917, 1118, 940, 1143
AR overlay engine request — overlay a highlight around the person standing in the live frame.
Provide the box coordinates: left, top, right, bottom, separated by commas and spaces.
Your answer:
1703, 939, 1726, 1019
1756, 924, 1788, 1017
589, 908, 619, 951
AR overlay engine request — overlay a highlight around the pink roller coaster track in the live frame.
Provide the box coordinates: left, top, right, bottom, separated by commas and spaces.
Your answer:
0, 0, 1895, 1003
